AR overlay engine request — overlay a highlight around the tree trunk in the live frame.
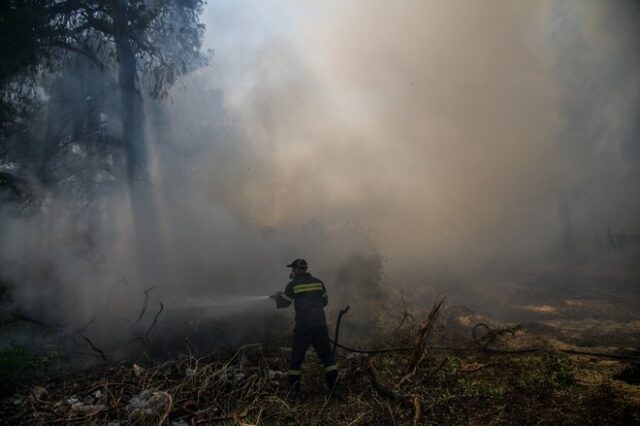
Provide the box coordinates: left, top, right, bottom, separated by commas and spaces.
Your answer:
110, 0, 164, 284
111, 0, 147, 183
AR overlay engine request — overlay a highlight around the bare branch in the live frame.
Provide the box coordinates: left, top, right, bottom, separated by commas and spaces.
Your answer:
82, 336, 108, 361
133, 286, 158, 327
144, 301, 164, 339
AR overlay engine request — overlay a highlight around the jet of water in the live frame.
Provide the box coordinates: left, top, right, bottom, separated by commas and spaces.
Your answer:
173, 295, 271, 309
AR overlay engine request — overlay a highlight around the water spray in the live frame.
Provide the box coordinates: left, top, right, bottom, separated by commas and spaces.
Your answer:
174, 295, 271, 309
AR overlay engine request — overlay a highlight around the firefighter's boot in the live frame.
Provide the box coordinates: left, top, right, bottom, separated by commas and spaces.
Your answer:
325, 369, 343, 400
288, 374, 301, 401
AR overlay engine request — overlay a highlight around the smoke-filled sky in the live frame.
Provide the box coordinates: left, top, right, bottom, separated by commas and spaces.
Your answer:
2, 0, 638, 328
190, 0, 639, 269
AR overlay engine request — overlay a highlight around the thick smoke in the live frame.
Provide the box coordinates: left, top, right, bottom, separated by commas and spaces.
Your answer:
159, 0, 639, 297
547, 0, 640, 257
197, 0, 639, 272
0, 0, 638, 334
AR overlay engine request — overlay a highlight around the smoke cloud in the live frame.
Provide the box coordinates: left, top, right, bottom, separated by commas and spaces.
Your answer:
0, 0, 638, 334
196, 0, 639, 270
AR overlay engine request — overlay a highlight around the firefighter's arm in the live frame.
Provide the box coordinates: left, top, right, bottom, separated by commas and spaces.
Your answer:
271, 283, 294, 308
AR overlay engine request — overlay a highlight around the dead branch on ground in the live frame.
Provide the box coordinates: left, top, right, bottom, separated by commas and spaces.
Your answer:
144, 301, 164, 339
394, 290, 416, 334
367, 357, 408, 404
81, 336, 108, 361
367, 357, 423, 425
396, 298, 445, 388
132, 285, 158, 327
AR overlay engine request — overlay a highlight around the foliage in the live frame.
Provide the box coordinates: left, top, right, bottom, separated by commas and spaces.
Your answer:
514, 353, 576, 394
0, 344, 56, 397
0, 0, 210, 181
432, 357, 507, 400
0, 348, 614, 424
1, 0, 210, 93
427, 353, 576, 403
0, 1, 65, 137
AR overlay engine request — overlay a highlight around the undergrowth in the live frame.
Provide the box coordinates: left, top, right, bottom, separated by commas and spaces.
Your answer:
0, 344, 56, 397
513, 353, 576, 395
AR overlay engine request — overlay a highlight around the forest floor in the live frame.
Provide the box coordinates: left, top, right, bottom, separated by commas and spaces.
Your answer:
1, 264, 640, 425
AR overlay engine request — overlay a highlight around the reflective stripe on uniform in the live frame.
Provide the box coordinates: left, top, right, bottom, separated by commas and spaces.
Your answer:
289, 370, 302, 376
281, 293, 293, 302
324, 365, 338, 373
293, 283, 323, 294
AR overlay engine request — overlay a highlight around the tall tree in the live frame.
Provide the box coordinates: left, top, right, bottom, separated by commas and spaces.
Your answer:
1, 0, 210, 182
1, 0, 210, 281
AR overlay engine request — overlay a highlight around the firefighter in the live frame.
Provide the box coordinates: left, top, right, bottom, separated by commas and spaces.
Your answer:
272, 258, 339, 399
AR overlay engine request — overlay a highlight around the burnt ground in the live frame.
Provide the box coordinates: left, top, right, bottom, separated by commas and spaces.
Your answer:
1, 264, 640, 425
409, 263, 640, 346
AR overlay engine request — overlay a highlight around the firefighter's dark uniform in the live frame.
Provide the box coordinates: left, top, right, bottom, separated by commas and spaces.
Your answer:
276, 271, 338, 395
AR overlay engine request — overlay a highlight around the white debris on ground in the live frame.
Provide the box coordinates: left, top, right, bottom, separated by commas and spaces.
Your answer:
127, 389, 173, 420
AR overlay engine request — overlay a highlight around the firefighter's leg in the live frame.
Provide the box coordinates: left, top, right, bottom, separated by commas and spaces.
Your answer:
289, 328, 312, 397
311, 326, 338, 392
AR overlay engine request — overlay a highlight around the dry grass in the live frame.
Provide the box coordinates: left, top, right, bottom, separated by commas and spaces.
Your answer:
1, 348, 639, 425
2, 277, 640, 425
1, 321, 639, 425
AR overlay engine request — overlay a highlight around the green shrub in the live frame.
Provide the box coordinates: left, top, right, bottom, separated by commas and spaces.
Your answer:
432, 357, 507, 399
456, 376, 507, 398
0, 344, 56, 397
515, 353, 576, 395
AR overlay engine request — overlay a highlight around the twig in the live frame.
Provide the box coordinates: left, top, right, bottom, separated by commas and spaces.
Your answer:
331, 341, 412, 354
384, 401, 397, 426
81, 337, 108, 361
394, 290, 416, 334
367, 357, 425, 426
424, 358, 448, 381
367, 358, 407, 404
405, 298, 445, 374
330, 304, 413, 354
461, 362, 492, 373
133, 285, 158, 326
208, 405, 260, 422
71, 317, 95, 336
72, 278, 129, 335
333, 305, 350, 354
412, 395, 423, 426
346, 411, 368, 426
397, 298, 445, 388
221, 343, 263, 371
472, 323, 522, 350
311, 396, 332, 426
156, 391, 173, 424
144, 301, 164, 339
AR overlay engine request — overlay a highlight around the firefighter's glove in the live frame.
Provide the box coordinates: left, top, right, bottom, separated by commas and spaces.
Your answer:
271, 291, 290, 309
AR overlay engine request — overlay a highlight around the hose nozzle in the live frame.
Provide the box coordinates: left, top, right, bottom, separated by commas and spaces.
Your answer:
269, 292, 281, 300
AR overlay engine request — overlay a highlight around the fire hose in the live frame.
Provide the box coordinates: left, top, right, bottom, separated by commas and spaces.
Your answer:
330, 305, 412, 354
329, 305, 640, 362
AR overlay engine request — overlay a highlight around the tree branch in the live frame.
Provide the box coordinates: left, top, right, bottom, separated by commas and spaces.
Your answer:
48, 41, 105, 70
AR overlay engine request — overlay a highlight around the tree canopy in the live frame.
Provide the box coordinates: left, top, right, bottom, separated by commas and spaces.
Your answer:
0, 0, 210, 205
